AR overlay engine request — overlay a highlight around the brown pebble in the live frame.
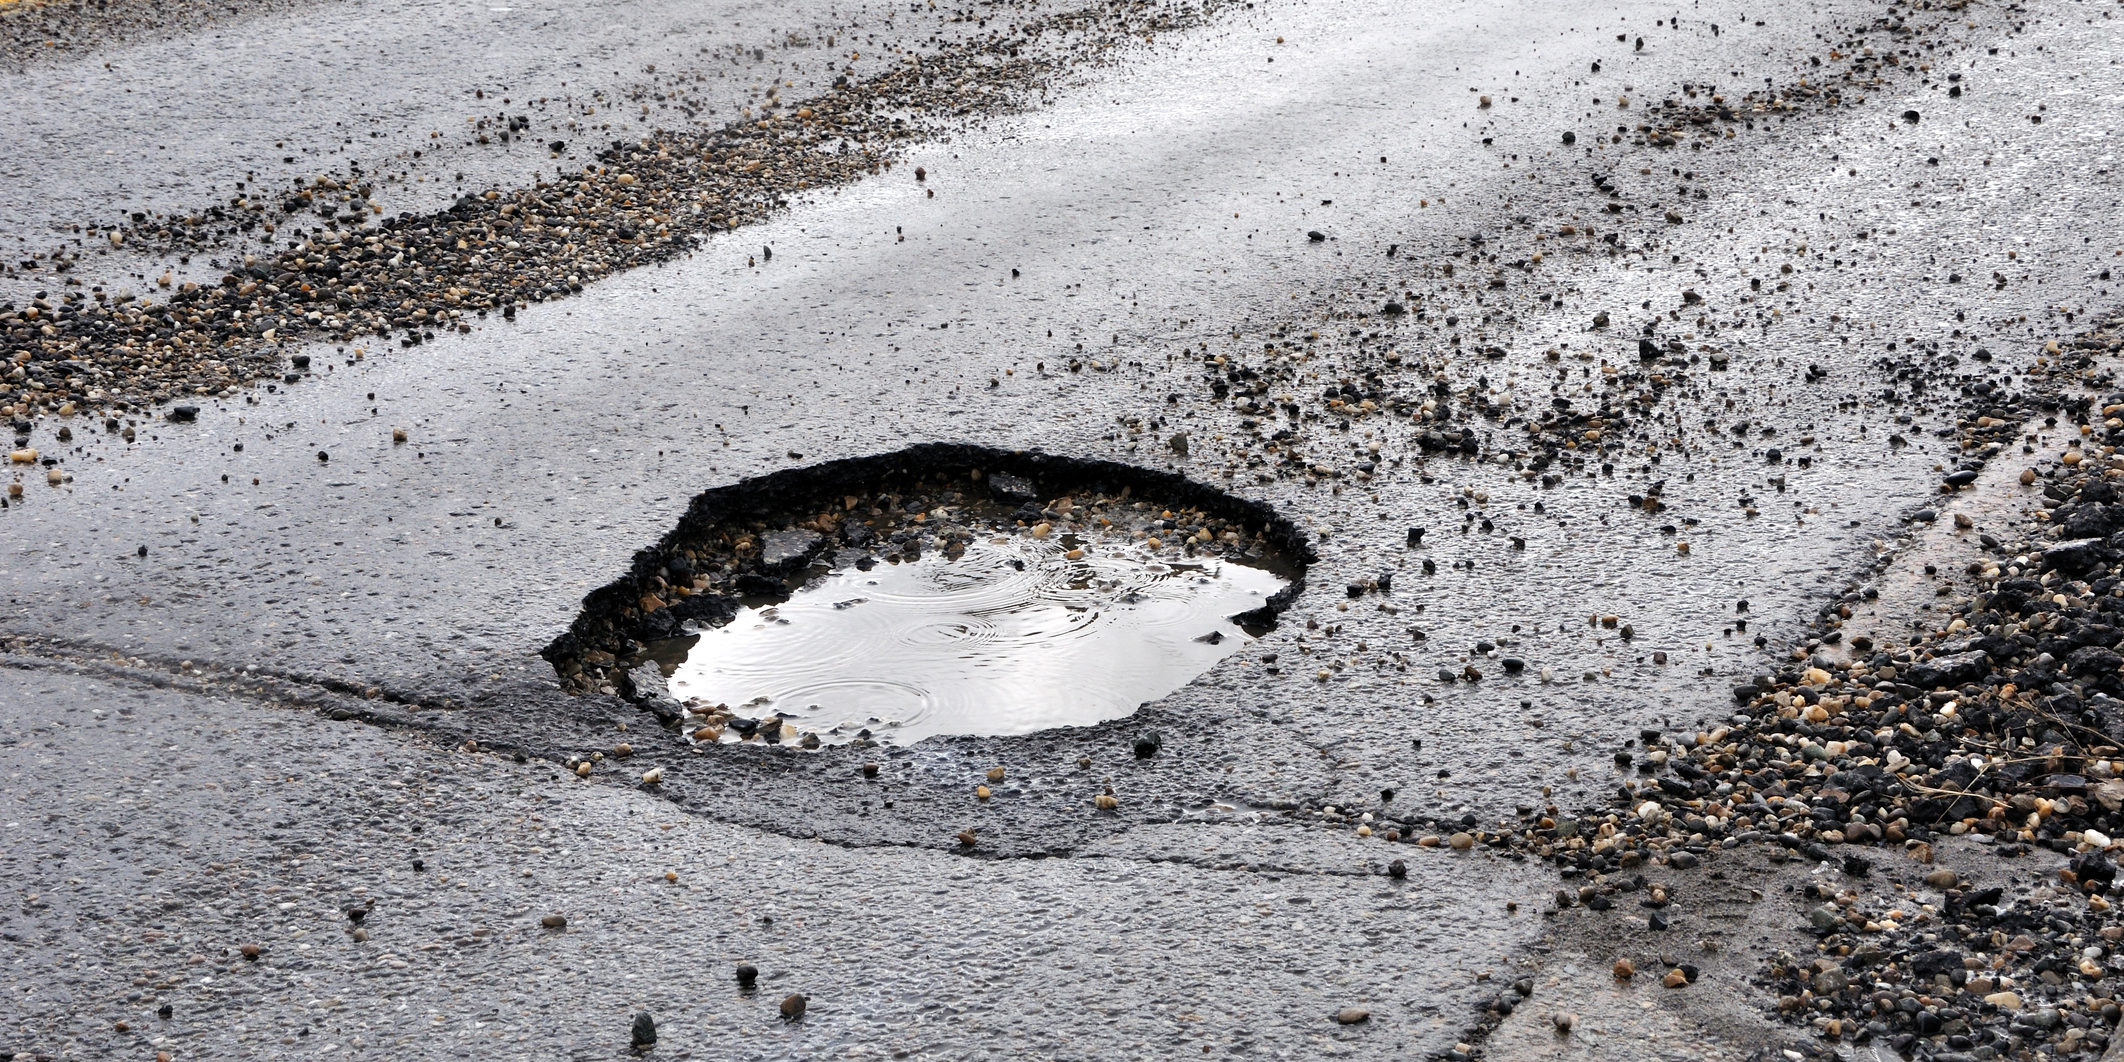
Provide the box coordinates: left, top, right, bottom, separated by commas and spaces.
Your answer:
1662, 968, 1688, 988
1449, 832, 1474, 850
780, 993, 807, 1022
1612, 958, 1635, 980
1333, 1007, 1370, 1025
1924, 869, 1960, 889
240, 943, 260, 960
540, 913, 568, 929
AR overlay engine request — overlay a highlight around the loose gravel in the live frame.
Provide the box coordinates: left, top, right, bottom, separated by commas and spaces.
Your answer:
0, 0, 1234, 421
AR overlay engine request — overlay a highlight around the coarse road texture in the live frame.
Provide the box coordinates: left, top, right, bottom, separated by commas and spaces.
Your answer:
3, 0, 2123, 1057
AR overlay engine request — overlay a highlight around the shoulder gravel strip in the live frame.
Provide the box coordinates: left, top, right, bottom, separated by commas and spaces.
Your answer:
1434, 320, 2124, 1059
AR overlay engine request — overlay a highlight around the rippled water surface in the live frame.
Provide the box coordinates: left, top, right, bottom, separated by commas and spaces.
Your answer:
666, 537, 1289, 744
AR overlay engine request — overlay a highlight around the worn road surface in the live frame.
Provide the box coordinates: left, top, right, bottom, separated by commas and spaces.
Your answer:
4, 0, 2123, 1057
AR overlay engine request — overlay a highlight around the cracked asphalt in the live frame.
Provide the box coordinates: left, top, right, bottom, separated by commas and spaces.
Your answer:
5, 0, 2124, 1056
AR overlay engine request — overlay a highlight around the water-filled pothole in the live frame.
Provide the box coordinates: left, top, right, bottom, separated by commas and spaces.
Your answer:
670, 529, 1287, 744
545, 445, 1311, 747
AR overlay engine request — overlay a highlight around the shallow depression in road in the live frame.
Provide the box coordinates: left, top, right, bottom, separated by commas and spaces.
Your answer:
667, 536, 1287, 744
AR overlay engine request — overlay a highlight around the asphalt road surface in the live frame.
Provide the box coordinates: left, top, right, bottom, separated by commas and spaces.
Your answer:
4, 0, 2123, 1057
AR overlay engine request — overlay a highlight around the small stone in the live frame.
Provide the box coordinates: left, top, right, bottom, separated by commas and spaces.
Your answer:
631, 1011, 657, 1048
1612, 958, 1635, 980
780, 994, 807, 1022
641, 767, 663, 785
1095, 794, 1120, 811
1449, 832, 1474, 850
1984, 991, 2022, 1009
1662, 968, 1687, 988
1388, 859, 1406, 879
540, 913, 567, 929
986, 766, 1006, 782
1552, 1012, 1576, 1034
240, 943, 261, 961
1924, 869, 1960, 889
1333, 1007, 1370, 1025
736, 963, 758, 988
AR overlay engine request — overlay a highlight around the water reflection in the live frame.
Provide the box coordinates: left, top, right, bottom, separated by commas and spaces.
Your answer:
666, 536, 1288, 744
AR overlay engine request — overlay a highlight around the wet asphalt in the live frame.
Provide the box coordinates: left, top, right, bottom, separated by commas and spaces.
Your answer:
3, 0, 2123, 1056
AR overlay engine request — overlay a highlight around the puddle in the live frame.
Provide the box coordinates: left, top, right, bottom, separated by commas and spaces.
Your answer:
546, 444, 1313, 747
664, 536, 1287, 744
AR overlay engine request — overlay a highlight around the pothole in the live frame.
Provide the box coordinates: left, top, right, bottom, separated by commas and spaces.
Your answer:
545, 444, 1311, 747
